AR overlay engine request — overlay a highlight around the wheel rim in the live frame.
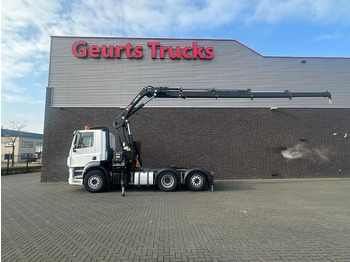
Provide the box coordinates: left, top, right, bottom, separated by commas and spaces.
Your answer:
88, 175, 101, 189
160, 174, 175, 188
190, 174, 203, 188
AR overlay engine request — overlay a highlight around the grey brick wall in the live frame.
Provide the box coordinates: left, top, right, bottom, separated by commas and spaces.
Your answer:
41, 88, 350, 182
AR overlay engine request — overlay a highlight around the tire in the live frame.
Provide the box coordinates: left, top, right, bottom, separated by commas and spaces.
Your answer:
186, 172, 207, 191
157, 172, 178, 192
83, 170, 106, 193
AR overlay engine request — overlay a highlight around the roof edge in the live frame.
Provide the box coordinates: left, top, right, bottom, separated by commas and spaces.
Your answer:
50, 36, 350, 59
1, 129, 44, 139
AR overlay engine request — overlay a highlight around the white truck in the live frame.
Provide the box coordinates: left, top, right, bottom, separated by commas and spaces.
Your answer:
67, 86, 332, 195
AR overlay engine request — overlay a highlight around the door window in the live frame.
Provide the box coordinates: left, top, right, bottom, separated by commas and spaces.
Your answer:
74, 132, 94, 149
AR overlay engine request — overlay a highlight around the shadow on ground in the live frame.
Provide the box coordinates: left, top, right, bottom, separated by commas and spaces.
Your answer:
71, 180, 255, 194
213, 180, 255, 191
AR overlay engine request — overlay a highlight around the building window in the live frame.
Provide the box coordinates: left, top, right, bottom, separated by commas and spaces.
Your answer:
5, 141, 14, 147
21, 153, 34, 160
22, 141, 34, 148
35, 152, 42, 159
4, 153, 12, 160
36, 142, 43, 152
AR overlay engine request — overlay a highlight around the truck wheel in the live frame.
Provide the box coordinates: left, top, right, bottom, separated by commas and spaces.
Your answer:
157, 172, 178, 192
186, 172, 207, 191
84, 170, 106, 193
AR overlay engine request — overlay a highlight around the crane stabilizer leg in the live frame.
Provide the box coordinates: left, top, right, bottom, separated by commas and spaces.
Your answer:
121, 163, 127, 197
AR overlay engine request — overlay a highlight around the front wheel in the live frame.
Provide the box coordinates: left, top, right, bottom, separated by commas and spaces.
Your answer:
84, 170, 106, 193
157, 172, 178, 192
186, 172, 207, 191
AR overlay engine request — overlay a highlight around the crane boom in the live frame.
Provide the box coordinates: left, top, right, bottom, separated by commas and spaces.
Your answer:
115, 85, 331, 130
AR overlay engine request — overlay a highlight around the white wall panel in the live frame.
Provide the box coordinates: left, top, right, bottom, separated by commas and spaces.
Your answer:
49, 37, 350, 108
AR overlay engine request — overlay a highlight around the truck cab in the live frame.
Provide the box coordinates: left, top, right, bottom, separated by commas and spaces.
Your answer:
67, 127, 115, 186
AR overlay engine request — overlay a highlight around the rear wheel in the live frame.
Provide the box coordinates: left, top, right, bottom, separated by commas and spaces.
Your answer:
186, 172, 207, 191
84, 170, 106, 193
157, 172, 178, 192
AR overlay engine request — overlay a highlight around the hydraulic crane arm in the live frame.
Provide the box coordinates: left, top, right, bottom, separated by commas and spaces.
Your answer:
115, 85, 331, 130
114, 85, 331, 154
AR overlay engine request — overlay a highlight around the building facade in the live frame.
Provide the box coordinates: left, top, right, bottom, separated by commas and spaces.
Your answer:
1, 129, 43, 163
42, 36, 350, 182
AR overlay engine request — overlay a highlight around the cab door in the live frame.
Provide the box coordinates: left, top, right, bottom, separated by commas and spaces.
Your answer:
68, 131, 96, 168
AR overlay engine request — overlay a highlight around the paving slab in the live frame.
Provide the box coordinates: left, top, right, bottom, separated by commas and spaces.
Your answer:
2, 173, 350, 262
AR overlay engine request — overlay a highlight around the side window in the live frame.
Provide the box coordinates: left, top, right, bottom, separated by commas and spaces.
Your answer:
75, 132, 94, 149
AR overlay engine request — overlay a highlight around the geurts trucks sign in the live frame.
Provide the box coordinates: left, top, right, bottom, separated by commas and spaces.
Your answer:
71, 41, 215, 59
